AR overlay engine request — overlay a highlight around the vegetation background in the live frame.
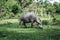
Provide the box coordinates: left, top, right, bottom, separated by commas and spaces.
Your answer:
0, 0, 60, 40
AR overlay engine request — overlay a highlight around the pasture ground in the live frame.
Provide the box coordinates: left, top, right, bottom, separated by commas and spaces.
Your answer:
0, 19, 60, 40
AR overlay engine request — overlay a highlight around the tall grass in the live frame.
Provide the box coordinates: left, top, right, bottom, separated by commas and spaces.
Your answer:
0, 23, 60, 40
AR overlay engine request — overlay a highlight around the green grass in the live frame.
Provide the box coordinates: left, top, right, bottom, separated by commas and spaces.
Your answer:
0, 16, 60, 40
0, 23, 60, 40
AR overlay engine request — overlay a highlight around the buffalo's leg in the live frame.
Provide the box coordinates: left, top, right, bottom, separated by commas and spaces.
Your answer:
31, 22, 33, 28
23, 22, 27, 28
31, 20, 34, 28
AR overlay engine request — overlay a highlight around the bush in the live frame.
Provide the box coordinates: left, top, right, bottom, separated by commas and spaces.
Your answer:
52, 20, 60, 25
42, 20, 49, 25
12, 5, 19, 15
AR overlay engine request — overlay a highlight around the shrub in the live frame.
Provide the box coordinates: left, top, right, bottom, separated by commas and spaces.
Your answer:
12, 5, 19, 15
42, 20, 49, 25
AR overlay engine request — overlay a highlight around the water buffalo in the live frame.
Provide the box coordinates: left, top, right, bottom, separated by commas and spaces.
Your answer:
19, 11, 43, 29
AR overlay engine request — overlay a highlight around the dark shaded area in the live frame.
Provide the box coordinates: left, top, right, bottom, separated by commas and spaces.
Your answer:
12, 5, 19, 15
42, 20, 49, 25
56, 9, 60, 14
0, 31, 7, 38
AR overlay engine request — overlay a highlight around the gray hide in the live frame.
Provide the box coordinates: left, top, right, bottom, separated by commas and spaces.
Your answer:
19, 11, 43, 29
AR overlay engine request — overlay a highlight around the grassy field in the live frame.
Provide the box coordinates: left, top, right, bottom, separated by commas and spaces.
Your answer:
0, 19, 60, 40
0, 16, 60, 40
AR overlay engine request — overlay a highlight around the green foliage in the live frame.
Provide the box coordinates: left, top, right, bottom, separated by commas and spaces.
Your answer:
0, 0, 23, 19
18, 0, 32, 8
0, 0, 60, 19
0, 0, 7, 18
12, 5, 19, 15
52, 20, 60, 26
53, 2, 60, 14
42, 20, 49, 25
56, 8, 60, 13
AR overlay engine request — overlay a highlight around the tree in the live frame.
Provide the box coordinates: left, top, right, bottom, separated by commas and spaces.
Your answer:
18, 0, 32, 8
53, 2, 60, 14
0, 0, 7, 18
